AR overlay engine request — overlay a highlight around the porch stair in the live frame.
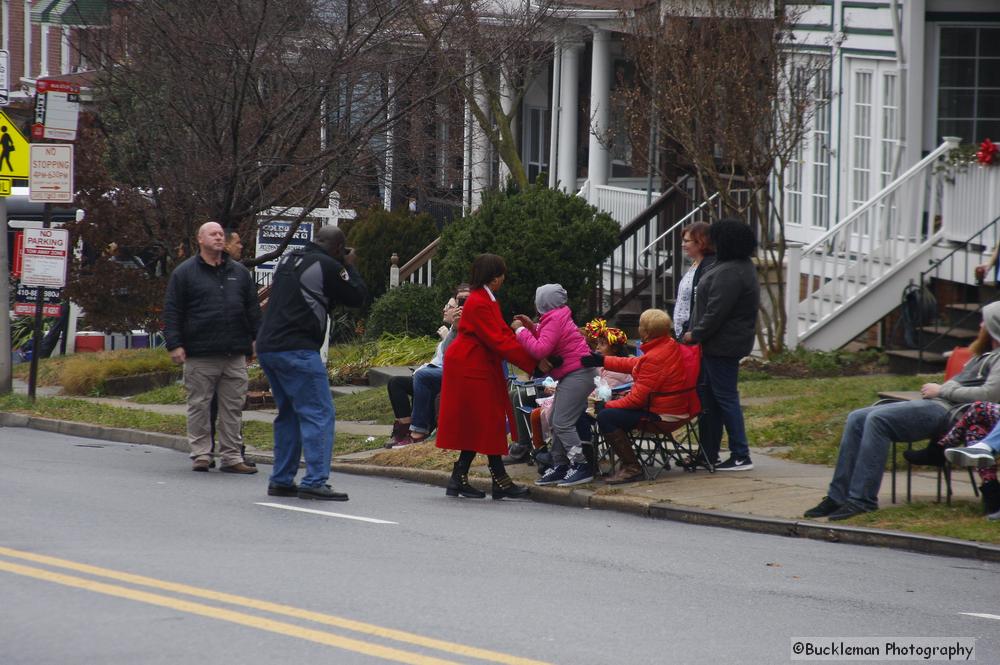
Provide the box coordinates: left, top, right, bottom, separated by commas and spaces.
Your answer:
790, 138, 960, 352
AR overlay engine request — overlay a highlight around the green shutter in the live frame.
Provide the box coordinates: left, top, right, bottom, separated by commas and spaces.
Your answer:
31, 0, 109, 26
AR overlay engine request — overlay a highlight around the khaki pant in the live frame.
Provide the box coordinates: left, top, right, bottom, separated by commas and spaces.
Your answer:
184, 355, 248, 466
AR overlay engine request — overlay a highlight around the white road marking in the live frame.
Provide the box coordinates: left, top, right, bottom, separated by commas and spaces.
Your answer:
255, 502, 398, 525
960, 612, 1000, 621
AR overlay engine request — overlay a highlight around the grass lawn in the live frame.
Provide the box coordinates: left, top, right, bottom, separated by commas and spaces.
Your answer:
837, 501, 1000, 545
0, 394, 385, 455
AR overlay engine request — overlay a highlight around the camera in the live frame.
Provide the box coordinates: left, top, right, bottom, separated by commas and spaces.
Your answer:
456, 295, 467, 306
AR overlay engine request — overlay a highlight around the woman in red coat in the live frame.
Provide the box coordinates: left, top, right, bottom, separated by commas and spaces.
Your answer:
436, 254, 538, 499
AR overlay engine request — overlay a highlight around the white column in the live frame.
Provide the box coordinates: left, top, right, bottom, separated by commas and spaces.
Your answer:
548, 40, 561, 188
556, 41, 582, 193
469, 71, 491, 209
39, 23, 49, 78
61, 26, 70, 74
498, 72, 513, 187
587, 29, 611, 195
23, 0, 31, 79
382, 75, 394, 210
462, 55, 473, 211
2, 2, 10, 50
902, 0, 924, 166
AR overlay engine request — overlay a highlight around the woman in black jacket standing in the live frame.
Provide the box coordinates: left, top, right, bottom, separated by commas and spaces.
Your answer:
683, 219, 759, 471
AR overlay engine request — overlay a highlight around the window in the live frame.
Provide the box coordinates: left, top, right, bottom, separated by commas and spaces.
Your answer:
937, 26, 1000, 143
522, 106, 550, 185
851, 70, 873, 211
811, 66, 832, 228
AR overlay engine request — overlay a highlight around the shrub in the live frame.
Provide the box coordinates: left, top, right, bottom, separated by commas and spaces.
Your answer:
434, 185, 619, 319
59, 348, 177, 395
365, 283, 445, 339
346, 208, 439, 301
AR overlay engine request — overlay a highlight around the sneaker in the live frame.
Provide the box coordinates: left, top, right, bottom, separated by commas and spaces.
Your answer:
944, 445, 997, 468
534, 464, 569, 486
715, 456, 753, 471
558, 464, 595, 487
988, 509, 1000, 521
267, 483, 298, 497
391, 436, 414, 449
298, 484, 349, 501
803, 496, 841, 519
827, 502, 872, 521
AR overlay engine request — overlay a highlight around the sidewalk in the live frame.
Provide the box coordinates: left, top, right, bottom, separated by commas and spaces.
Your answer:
6, 380, 997, 562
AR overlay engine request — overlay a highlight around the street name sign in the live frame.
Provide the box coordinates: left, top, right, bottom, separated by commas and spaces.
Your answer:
20, 227, 69, 288
32, 79, 80, 141
29, 144, 74, 203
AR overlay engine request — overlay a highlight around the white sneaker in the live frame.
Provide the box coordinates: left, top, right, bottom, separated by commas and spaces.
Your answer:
944, 445, 996, 468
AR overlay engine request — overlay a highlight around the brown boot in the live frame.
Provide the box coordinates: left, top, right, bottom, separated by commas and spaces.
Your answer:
603, 430, 644, 484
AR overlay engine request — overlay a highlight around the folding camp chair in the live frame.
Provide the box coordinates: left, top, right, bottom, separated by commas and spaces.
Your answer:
876, 346, 979, 504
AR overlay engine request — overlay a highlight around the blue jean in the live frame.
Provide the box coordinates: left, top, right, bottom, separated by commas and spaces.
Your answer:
697, 355, 750, 462
828, 400, 949, 510
977, 418, 1000, 453
597, 407, 659, 434
258, 350, 335, 489
410, 365, 442, 435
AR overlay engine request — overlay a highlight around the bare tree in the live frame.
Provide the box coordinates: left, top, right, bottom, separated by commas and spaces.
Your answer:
412, 0, 564, 192
618, 0, 825, 354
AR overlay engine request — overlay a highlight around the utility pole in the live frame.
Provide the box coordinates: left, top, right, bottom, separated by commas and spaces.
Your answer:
0, 196, 10, 394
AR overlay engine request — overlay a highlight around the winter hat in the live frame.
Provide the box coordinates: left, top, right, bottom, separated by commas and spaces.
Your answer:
984, 301, 1000, 342
534, 284, 568, 314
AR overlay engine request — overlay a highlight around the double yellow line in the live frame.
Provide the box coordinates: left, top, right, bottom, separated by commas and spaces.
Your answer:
0, 546, 552, 665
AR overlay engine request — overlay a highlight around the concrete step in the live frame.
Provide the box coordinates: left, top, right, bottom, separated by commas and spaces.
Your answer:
885, 349, 947, 375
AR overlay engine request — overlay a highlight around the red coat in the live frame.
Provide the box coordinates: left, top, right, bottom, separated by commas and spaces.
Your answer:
603, 335, 690, 416
436, 287, 537, 455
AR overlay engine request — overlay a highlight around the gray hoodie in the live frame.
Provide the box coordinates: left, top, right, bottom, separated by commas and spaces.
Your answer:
535, 284, 568, 314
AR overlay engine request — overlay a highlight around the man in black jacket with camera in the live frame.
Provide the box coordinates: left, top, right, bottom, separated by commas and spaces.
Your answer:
164, 221, 261, 473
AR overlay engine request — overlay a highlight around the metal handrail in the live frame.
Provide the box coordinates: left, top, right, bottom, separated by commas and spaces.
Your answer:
640, 192, 719, 255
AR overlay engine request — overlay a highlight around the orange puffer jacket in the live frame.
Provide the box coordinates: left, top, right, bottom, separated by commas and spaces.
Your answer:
603, 335, 689, 416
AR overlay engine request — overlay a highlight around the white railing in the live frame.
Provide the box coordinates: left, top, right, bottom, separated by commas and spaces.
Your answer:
943, 164, 1000, 244
592, 184, 661, 226
791, 138, 960, 347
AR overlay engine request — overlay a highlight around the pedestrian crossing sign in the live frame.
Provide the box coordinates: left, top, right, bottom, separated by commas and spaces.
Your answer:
0, 110, 30, 180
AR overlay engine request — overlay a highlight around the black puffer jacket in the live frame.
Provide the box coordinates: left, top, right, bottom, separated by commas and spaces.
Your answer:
688, 257, 759, 358
163, 254, 261, 357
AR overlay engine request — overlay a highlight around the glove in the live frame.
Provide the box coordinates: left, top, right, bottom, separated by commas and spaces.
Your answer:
580, 352, 605, 368
547, 354, 563, 369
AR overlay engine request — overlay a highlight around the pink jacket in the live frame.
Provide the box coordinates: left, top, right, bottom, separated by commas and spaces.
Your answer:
515, 306, 590, 380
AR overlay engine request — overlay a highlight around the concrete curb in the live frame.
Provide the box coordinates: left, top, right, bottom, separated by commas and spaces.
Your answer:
5, 411, 1000, 563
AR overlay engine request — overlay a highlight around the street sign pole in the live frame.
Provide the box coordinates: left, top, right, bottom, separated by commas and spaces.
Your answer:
27, 204, 52, 401
0, 196, 10, 394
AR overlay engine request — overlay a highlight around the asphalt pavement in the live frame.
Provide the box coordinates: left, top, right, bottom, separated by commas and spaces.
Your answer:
2, 428, 999, 665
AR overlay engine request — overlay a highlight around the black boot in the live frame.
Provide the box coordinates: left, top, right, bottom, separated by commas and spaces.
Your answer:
981, 479, 1000, 514
446, 462, 485, 498
488, 455, 529, 500
903, 443, 945, 466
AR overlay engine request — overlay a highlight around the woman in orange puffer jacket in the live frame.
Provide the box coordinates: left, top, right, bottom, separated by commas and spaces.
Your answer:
581, 309, 692, 484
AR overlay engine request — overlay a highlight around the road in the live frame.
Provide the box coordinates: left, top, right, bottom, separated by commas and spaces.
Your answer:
1, 428, 998, 664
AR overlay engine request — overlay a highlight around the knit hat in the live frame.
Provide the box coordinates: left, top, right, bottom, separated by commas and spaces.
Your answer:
534, 284, 568, 314
984, 301, 1000, 342
584, 318, 628, 346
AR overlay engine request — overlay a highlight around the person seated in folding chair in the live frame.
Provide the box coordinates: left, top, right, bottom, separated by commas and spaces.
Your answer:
945, 413, 1000, 520
804, 301, 1000, 521
581, 309, 689, 484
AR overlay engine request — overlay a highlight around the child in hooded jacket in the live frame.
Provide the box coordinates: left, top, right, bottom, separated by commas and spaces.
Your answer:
513, 284, 597, 486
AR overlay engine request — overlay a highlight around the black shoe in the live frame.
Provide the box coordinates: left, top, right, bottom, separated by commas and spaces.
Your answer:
715, 456, 753, 471
446, 473, 486, 498
501, 443, 531, 465
827, 502, 872, 521
803, 496, 841, 518
902, 444, 945, 466
298, 484, 349, 501
491, 475, 530, 500
267, 483, 298, 497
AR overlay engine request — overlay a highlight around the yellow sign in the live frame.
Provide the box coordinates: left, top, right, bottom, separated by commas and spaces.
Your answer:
0, 110, 30, 180
0, 177, 10, 196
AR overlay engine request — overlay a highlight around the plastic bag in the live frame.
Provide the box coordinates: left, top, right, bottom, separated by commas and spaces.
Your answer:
593, 375, 612, 402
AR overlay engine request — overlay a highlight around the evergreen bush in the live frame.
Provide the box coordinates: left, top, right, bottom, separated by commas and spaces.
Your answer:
346, 208, 439, 301
434, 186, 619, 319
365, 283, 446, 339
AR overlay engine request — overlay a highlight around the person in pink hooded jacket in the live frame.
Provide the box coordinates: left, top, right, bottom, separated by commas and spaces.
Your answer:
512, 283, 597, 487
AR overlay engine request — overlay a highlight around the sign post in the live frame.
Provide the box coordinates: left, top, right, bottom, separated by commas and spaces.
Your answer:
22, 224, 69, 400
